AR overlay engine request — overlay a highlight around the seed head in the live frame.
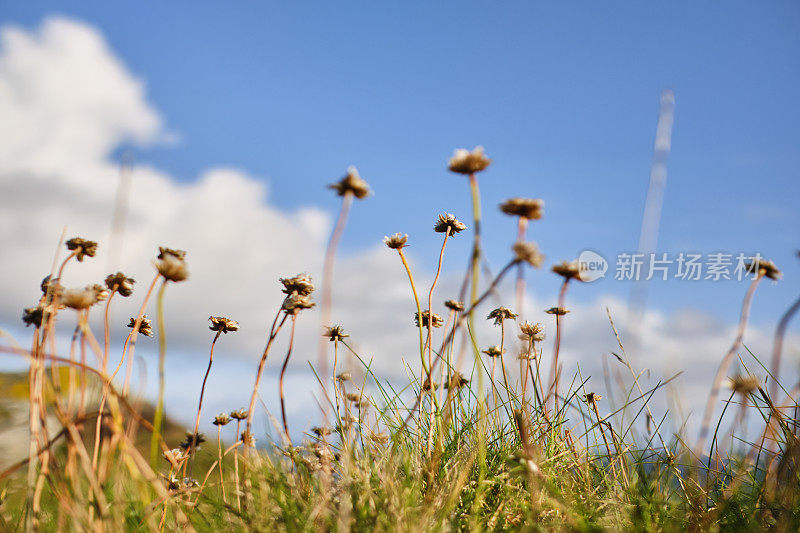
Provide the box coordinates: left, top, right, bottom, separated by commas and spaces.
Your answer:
434, 213, 467, 235
482, 345, 504, 358
40, 275, 61, 297
241, 431, 257, 447
383, 233, 408, 250
212, 413, 231, 426
66, 237, 98, 262
445, 372, 470, 390
163, 448, 186, 464
323, 325, 349, 342
155, 247, 189, 282
280, 273, 315, 296
487, 306, 517, 325
519, 321, 545, 342
345, 392, 361, 403
545, 307, 569, 316
583, 392, 602, 405
230, 408, 248, 420
179, 432, 206, 450
726, 375, 760, 396
499, 198, 544, 220
105, 272, 135, 297
61, 284, 107, 310
336, 372, 352, 382
282, 293, 315, 314
209, 316, 239, 334
22, 306, 45, 328
328, 166, 371, 199
551, 260, 582, 281
444, 299, 465, 312
128, 316, 153, 337
512, 241, 544, 268
370, 433, 390, 444
312, 426, 332, 437
448, 146, 491, 174
745, 258, 782, 281
414, 310, 444, 328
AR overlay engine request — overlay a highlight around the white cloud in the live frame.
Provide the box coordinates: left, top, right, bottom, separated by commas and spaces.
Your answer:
0, 17, 797, 443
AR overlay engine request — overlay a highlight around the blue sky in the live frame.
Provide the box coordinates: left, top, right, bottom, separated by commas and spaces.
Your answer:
12, 3, 795, 318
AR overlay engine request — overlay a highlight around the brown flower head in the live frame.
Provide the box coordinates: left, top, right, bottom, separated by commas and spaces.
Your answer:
482, 345, 504, 358
487, 306, 517, 325
209, 316, 239, 334
40, 275, 61, 297
328, 166, 371, 199
414, 310, 444, 328
128, 315, 153, 337
545, 307, 569, 316
383, 233, 408, 250
22, 306, 45, 328
61, 284, 108, 310
448, 146, 491, 174
512, 241, 544, 268
551, 260, 582, 281
445, 372, 470, 390
282, 293, 315, 314
280, 273, 315, 296
66, 237, 98, 262
583, 392, 602, 405
240, 431, 256, 447
312, 426, 332, 437
179, 432, 206, 450
212, 413, 231, 426
499, 198, 544, 220
336, 371, 352, 382
444, 299, 465, 312
323, 325, 349, 342
155, 247, 189, 282
726, 375, 760, 396
434, 213, 467, 235
519, 321, 544, 342
745, 258, 782, 281
230, 408, 248, 420
345, 392, 362, 403
163, 448, 186, 464
105, 272, 135, 297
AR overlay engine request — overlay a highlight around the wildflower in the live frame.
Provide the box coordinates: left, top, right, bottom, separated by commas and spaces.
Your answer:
155, 247, 189, 282
282, 293, 315, 314
583, 392, 602, 404
499, 198, 544, 220
61, 284, 107, 310
551, 260, 582, 281
212, 413, 231, 426
726, 375, 760, 396
22, 306, 45, 328
66, 237, 98, 262
182, 478, 200, 489
280, 273, 315, 296
414, 310, 444, 328
421, 378, 439, 391
328, 166, 371, 199
128, 316, 153, 337
40, 275, 61, 296
545, 307, 569, 316
323, 325, 349, 342
519, 321, 544, 342
179, 432, 206, 450
383, 233, 408, 250
230, 408, 248, 421
444, 299, 465, 312
512, 241, 544, 268
335, 372, 352, 382
209, 316, 239, 334
448, 146, 491, 174
163, 448, 186, 463
167, 475, 181, 491
434, 213, 467, 235
345, 392, 362, 403
745, 258, 782, 281
487, 306, 517, 325
312, 426, 332, 437
483, 345, 504, 358
240, 431, 256, 447
445, 372, 470, 390
105, 272, 135, 297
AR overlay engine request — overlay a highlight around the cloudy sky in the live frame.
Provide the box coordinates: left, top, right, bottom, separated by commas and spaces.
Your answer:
0, 3, 798, 441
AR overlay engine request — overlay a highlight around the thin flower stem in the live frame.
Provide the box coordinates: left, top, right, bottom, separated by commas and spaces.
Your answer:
515, 218, 529, 395
770, 293, 800, 400
396, 248, 426, 366
124, 272, 161, 396
149, 278, 169, 468
234, 419, 242, 512
188, 330, 222, 474
425, 229, 451, 455
549, 279, 570, 413
332, 340, 341, 419
279, 314, 298, 445
217, 425, 227, 504
245, 308, 287, 441
499, 320, 513, 404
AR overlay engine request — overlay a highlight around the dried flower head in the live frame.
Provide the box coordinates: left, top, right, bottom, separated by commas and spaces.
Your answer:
512, 241, 544, 268
551, 260, 582, 281
745, 258, 782, 281
336, 372, 352, 382
487, 306, 517, 325
421, 378, 439, 392
434, 213, 467, 235
128, 316, 153, 337
444, 299, 465, 312
519, 321, 545, 342
482, 345, 504, 358
179, 432, 206, 450
212, 413, 231, 426
241, 430, 257, 447
448, 146, 491, 174
230, 408, 248, 420
61, 284, 107, 310
105, 272, 135, 297
209, 316, 239, 334
167, 475, 181, 491
370, 433, 390, 444
383, 233, 408, 250
726, 375, 760, 396
345, 392, 362, 403
499, 198, 544, 220
280, 273, 315, 296
328, 166, 371, 199
312, 426, 332, 437
40, 275, 61, 297
414, 310, 444, 328
583, 392, 602, 404
282, 293, 315, 314
323, 325, 349, 342
155, 247, 189, 282
66, 237, 98, 262
445, 372, 470, 390
163, 448, 186, 464
545, 307, 569, 316
22, 306, 45, 328
181, 478, 200, 490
